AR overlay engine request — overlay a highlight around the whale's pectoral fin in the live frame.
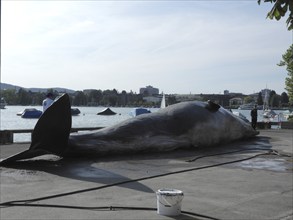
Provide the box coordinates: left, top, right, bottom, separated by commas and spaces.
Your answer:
0, 94, 72, 165
0, 149, 49, 165
205, 100, 220, 112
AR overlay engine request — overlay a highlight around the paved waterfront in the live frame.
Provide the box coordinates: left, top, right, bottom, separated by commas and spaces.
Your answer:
0, 129, 292, 220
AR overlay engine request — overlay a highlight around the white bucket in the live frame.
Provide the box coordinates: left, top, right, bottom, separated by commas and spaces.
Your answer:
156, 188, 184, 216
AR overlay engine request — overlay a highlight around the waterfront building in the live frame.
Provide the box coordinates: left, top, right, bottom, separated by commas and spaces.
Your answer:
139, 85, 159, 96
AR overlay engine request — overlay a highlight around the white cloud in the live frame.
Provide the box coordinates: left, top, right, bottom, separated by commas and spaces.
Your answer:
1, 1, 291, 94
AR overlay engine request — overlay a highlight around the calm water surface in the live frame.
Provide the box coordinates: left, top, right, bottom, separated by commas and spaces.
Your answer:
0, 106, 158, 142
0, 105, 287, 142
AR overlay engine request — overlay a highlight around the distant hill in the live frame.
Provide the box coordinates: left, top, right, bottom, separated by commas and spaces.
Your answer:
0, 83, 22, 91
0, 83, 76, 94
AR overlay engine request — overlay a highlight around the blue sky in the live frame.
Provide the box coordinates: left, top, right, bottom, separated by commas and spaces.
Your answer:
1, 1, 292, 95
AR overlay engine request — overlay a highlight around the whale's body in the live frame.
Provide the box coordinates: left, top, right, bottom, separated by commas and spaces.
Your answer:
0, 94, 258, 164
67, 100, 258, 156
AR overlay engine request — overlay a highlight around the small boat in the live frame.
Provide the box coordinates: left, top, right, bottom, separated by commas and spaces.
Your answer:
283, 110, 293, 120
71, 108, 81, 116
18, 108, 43, 118
0, 98, 6, 109
97, 107, 117, 115
129, 107, 151, 117
263, 109, 277, 120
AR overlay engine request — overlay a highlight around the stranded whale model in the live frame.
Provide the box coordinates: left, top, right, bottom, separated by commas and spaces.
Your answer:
0, 94, 258, 164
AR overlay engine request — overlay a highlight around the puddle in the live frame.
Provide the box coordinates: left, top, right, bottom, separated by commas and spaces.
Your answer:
239, 158, 290, 172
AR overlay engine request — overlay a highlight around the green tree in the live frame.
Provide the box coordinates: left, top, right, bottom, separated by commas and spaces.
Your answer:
32, 92, 45, 105
119, 90, 128, 106
244, 96, 255, 104
258, 1, 293, 104
257, 92, 264, 105
1, 89, 17, 104
258, 0, 293, 30
101, 89, 119, 106
88, 89, 102, 106
73, 91, 87, 106
278, 44, 293, 104
18, 88, 31, 105
167, 95, 178, 105
281, 92, 289, 105
270, 91, 281, 107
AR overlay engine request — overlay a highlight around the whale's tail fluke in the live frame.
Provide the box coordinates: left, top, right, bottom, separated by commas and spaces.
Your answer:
0, 94, 72, 165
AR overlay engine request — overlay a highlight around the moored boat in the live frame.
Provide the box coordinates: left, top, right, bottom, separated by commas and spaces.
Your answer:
18, 108, 43, 118
263, 109, 277, 121
129, 107, 151, 117
71, 108, 81, 116
97, 107, 116, 115
283, 110, 293, 120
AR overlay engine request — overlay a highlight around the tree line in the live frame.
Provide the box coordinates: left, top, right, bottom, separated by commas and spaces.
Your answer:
0, 88, 172, 107
0, 87, 291, 108
245, 91, 290, 108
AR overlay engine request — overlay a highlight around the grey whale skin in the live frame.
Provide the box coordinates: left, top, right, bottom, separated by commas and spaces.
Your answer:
0, 94, 258, 164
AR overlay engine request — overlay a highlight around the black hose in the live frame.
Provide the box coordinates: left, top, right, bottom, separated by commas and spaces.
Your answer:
0, 151, 273, 206
1, 148, 289, 220
1, 203, 220, 220
186, 148, 279, 162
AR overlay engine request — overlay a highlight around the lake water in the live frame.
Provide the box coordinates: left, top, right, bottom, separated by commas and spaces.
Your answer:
0, 105, 287, 142
0, 106, 159, 142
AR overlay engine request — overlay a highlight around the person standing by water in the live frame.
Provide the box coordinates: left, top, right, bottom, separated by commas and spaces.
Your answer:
42, 93, 54, 112
250, 105, 258, 130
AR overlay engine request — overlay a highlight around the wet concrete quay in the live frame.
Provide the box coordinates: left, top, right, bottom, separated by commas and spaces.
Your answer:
0, 129, 292, 220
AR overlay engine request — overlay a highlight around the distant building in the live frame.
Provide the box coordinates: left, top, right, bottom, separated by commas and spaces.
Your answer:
229, 97, 243, 106
139, 85, 159, 96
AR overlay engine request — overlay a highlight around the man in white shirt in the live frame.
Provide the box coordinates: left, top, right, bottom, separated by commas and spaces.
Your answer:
42, 93, 54, 112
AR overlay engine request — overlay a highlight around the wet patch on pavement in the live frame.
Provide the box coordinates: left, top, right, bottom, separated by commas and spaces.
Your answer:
238, 157, 292, 172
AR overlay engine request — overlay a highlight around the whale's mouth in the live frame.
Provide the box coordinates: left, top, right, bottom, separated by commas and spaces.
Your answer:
0, 94, 72, 165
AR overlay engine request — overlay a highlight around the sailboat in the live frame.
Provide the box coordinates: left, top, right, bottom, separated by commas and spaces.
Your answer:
160, 93, 166, 109
262, 89, 276, 121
